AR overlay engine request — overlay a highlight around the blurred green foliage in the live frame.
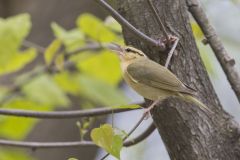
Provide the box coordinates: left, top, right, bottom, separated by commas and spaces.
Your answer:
0, 14, 36, 75
77, 14, 119, 43
0, 13, 130, 160
191, 21, 216, 77
0, 149, 35, 160
44, 39, 62, 66
51, 22, 85, 52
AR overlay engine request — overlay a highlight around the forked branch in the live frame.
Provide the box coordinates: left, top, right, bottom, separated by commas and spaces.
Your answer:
187, 0, 240, 102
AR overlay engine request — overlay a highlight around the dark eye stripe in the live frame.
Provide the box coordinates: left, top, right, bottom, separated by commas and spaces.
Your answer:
125, 48, 132, 52
125, 48, 143, 56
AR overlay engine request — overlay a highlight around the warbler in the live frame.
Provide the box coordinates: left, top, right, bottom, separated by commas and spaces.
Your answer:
110, 43, 213, 113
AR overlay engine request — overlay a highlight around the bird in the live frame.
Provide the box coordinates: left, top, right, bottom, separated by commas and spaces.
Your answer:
109, 43, 213, 114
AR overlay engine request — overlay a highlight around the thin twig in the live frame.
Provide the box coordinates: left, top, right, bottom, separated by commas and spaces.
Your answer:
66, 43, 111, 58
22, 40, 45, 53
165, 37, 179, 68
100, 114, 146, 160
0, 66, 47, 106
124, 122, 156, 147
0, 105, 142, 119
0, 123, 155, 149
123, 114, 146, 141
147, 0, 169, 41
95, 0, 166, 51
187, 0, 240, 102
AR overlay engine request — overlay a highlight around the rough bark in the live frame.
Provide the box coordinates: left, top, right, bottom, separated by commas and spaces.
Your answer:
116, 0, 240, 159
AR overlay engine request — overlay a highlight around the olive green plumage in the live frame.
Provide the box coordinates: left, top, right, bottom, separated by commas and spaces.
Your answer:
126, 57, 195, 96
110, 44, 213, 113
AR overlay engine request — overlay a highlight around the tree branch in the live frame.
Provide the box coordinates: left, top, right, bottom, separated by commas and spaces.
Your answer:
0, 140, 95, 149
22, 40, 45, 53
187, 0, 240, 102
0, 122, 155, 149
124, 122, 156, 147
66, 43, 112, 57
94, 0, 166, 51
0, 105, 142, 119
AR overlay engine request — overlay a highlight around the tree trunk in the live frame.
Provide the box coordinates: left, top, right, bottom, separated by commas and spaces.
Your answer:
116, 0, 240, 159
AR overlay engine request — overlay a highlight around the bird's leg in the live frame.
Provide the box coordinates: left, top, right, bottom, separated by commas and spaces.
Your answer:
164, 36, 179, 68
143, 99, 161, 119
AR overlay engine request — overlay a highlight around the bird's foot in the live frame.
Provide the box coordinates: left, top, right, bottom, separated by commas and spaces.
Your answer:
143, 100, 161, 119
164, 35, 179, 68
163, 35, 178, 47
143, 107, 152, 119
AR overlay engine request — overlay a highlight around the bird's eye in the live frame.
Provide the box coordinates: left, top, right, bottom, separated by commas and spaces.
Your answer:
125, 48, 131, 52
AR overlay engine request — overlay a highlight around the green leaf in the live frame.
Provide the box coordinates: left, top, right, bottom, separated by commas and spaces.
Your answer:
44, 39, 62, 66
113, 104, 141, 109
0, 99, 51, 140
68, 158, 78, 160
55, 53, 65, 71
91, 124, 123, 159
111, 135, 123, 159
191, 21, 203, 39
77, 13, 117, 42
104, 16, 122, 33
0, 48, 36, 75
0, 86, 8, 100
69, 51, 94, 63
51, 22, 85, 52
191, 21, 216, 77
78, 74, 128, 106
0, 149, 34, 160
196, 41, 216, 76
53, 71, 80, 95
77, 50, 122, 86
0, 14, 33, 74
77, 118, 92, 140
0, 14, 31, 58
0, 116, 37, 140
22, 74, 70, 107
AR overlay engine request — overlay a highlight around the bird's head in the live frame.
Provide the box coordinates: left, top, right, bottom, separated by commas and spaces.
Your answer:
109, 43, 147, 61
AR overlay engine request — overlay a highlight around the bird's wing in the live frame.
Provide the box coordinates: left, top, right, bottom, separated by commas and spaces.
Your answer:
126, 58, 195, 94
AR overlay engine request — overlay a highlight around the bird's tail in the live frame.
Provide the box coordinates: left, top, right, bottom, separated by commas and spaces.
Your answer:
179, 94, 213, 114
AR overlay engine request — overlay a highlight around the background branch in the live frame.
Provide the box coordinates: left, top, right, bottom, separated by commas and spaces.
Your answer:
22, 40, 45, 53
124, 122, 156, 147
0, 140, 95, 149
0, 105, 142, 119
95, 0, 166, 51
0, 121, 155, 149
187, 0, 240, 102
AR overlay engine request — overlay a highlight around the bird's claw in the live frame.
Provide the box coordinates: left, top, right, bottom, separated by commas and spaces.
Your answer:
143, 100, 160, 119
162, 35, 178, 47
143, 108, 152, 119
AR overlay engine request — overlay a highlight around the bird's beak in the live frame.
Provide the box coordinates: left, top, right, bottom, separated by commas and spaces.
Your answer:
108, 43, 124, 56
